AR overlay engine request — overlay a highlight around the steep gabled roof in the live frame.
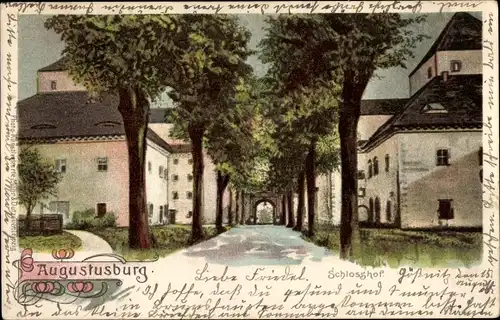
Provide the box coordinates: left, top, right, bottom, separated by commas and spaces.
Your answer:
409, 12, 482, 77
361, 74, 482, 152
360, 98, 408, 115
37, 57, 69, 72
18, 91, 172, 152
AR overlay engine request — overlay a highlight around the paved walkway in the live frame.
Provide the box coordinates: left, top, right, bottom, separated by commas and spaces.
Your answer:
65, 229, 113, 254
178, 225, 333, 266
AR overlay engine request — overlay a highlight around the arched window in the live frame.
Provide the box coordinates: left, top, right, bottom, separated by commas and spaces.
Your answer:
386, 200, 392, 222
427, 67, 433, 79
369, 198, 374, 222
373, 157, 379, 176
385, 154, 390, 172
368, 160, 373, 178
375, 197, 381, 223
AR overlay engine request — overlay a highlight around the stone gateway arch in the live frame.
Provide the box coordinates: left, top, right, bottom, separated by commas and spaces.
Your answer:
245, 191, 283, 225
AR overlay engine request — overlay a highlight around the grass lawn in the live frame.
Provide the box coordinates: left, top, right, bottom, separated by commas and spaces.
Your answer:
303, 225, 483, 268
91, 224, 223, 260
19, 231, 83, 253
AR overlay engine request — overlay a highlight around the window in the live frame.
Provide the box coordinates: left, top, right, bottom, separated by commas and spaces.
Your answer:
187, 174, 193, 182
148, 203, 154, 217
172, 174, 179, 181
427, 67, 433, 79
187, 211, 193, 218
368, 198, 374, 222
50, 81, 57, 90
358, 188, 366, 198
436, 149, 450, 166
374, 197, 381, 223
163, 169, 168, 180
172, 192, 179, 200
478, 147, 483, 165
97, 157, 108, 172
386, 200, 392, 222
159, 206, 164, 223
368, 160, 373, 178
173, 159, 179, 165
385, 154, 390, 172
148, 161, 152, 173
186, 191, 193, 199
159, 166, 164, 178
97, 203, 107, 217
450, 60, 462, 72
437, 199, 454, 220
55, 159, 67, 173
357, 170, 365, 180
49, 201, 70, 219
373, 157, 379, 176
188, 159, 193, 165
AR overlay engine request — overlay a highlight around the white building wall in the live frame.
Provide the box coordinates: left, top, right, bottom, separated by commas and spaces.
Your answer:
409, 54, 436, 96
38, 71, 86, 93
360, 136, 399, 224
18, 139, 130, 226
145, 140, 169, 226
399, 130, 482, 229
436, 50, 482, 76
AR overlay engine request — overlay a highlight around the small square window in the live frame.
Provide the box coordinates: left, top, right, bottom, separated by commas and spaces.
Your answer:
172, 192, 179, 200
436, 149, 449, 166
55, 158, 67, 173
188, 159, 193, 165
97, 157, 108, 172
172, 174, 179, 181
187, 174, 193, 182
50, 81, 57, 90
450, 60, 462, 72
173, 159, 179, 165
187, 211, 193, 218
358, 188, 366, 198
186, 191, 193, 199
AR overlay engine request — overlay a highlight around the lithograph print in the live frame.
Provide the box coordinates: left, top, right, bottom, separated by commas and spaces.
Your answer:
1, 1, 499, 319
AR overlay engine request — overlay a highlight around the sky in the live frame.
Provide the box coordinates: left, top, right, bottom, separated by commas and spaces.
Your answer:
18, 12, 481, 103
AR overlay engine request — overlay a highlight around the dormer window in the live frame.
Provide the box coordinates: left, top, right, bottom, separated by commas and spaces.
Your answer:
95, 121, 121, 127
31, 124, 56, 129
427, 67, 433, 79
50, 81, 57, 90
450, 60, 462, 72
423, 103, 448, 114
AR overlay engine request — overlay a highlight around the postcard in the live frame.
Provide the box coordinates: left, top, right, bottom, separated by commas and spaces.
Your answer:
1, 1, 499, 319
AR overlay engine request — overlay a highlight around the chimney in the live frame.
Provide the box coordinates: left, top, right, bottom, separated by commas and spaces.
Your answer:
441, 71, 449, 82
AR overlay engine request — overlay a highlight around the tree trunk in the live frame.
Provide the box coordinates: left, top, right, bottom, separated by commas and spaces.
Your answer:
215, 170, 229, 233
235, 190, 240, 225
228, 188, 233, 225
293, 170, 305, 232
189, 125, 205, 243
280, 195, 287, 225
118, 86, 151, 249
240, 192, 246, 224
306, 141, 316, 238
339, 78, 364, 261
286, 190, 295, 228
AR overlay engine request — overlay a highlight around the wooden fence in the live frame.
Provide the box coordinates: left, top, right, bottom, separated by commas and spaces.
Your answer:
18, 214, 63, 236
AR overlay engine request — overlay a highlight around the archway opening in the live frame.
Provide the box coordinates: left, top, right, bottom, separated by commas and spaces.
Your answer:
254, 200, 276, 225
